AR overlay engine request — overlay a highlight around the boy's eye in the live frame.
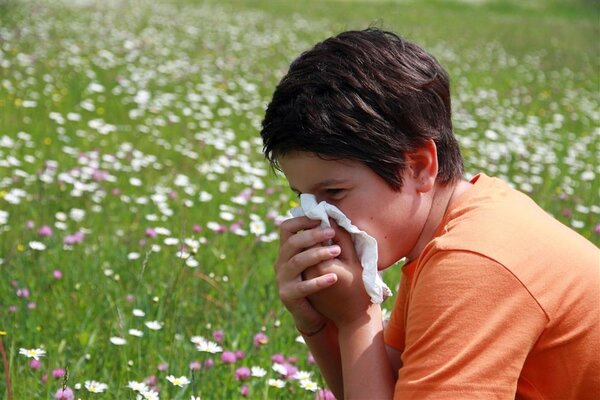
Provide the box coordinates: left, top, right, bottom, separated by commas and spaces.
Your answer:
325, 189, 344, 197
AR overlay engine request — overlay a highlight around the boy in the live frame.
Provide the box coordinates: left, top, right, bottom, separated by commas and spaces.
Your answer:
260, 28, 599, 399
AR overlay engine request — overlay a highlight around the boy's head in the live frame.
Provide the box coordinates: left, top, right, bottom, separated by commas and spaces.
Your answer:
261, 28, 463, 190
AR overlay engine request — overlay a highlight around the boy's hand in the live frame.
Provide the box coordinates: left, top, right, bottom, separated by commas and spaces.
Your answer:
303, 220, 372, 328
275, 216, 342, 334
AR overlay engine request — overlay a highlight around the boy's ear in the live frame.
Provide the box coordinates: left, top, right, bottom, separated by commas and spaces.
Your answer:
406, 139, 438, 193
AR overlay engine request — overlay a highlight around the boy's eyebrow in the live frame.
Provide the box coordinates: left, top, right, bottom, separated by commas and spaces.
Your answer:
290, 178, 347, 194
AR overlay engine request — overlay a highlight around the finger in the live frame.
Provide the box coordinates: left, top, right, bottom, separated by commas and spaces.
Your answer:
279, 226, 335, 263
279, 216, 322, 244
283, 245, 341, 279
292, 273, 338, 298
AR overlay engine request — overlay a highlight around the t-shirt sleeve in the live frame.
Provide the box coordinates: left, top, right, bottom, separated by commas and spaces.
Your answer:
395, 250, 547, 399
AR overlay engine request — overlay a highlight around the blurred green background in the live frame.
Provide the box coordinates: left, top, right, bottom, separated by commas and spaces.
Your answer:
0, 0, 598, 398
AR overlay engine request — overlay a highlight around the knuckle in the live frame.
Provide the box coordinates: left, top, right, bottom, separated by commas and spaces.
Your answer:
278, 282, 295, 300
274, 270, 284, 284
287, 258, 298, 271
286, 233, 301, 249
279, 218, 294, 232
274, 262, 287, 277
297, 281, 313, 297
277, 287, 287, 300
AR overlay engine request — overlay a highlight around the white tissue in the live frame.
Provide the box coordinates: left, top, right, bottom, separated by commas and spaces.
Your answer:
290, 194, 392, 304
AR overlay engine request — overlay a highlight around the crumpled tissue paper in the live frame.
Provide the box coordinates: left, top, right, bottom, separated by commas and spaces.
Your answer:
290, 193, 392, 304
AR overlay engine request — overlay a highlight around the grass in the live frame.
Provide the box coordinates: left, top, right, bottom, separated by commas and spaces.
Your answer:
0, 0, 598, 398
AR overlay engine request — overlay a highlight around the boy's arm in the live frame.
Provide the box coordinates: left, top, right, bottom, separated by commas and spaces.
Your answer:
303, 316, 401, 400
337, 305, 395, 399
386, 344, 402, 382
300, 321, 344, 398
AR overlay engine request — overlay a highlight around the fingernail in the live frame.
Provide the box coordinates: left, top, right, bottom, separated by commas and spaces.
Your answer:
323, 228, 334, 238
329, 245, 340, 256
326, 274, 337, 283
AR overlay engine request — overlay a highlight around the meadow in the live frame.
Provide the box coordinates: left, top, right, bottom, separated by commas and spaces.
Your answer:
0, 0, 598, 398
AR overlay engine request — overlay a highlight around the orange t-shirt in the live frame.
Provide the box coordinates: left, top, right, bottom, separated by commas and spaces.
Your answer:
384, 173, 600, 399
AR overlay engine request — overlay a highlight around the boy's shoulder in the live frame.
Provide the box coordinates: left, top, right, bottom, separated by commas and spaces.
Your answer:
427, 173, 596, 266
419, 173, 598, 318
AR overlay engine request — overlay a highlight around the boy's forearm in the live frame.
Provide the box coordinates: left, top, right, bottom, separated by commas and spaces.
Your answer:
337, 305, 395, 400
301, 321, 344, 399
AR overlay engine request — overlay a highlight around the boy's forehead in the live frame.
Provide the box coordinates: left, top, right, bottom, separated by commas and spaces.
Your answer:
280, 152, 358, 175
279, 151, 357, 168
279, 153, 360, 192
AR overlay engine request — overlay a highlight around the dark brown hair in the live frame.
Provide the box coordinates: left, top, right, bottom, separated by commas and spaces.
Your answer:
261, 28, 463, 190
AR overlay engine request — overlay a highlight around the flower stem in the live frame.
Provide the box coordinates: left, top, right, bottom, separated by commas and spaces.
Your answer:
0, 336, 12, 400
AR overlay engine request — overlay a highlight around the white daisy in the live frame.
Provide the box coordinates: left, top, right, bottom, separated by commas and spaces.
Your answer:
293, 370, 312, 380
145, 321, 163, 330
130, 177, 142, 187
127, 380, 149, 392
176, 250, 190, 259
128, 329, 144, 337
190, 335, 207, 345
19, 347, 46, 360
28, 241, 46, 251
272, 362, 287, 376
198, 191, 212, 202
0, 210, 8, 225
249, 219, 266, 236
251, 366, 267, 377
185, 257, 199, 268
109, 337, 127, 345
164, 237, 179, 246
85, 380, 108, 393
166, 375, 190, 387
154, 227, 171, 235
132, 309, 145, 317
69, 208, 85, 222
136, 390, 159, 400
267, 378, 286, 388
299, 379, 319, 392
196, 340, 222, 354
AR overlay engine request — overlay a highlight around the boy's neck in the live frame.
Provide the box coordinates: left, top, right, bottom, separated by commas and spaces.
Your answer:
406, 180, 470, 261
